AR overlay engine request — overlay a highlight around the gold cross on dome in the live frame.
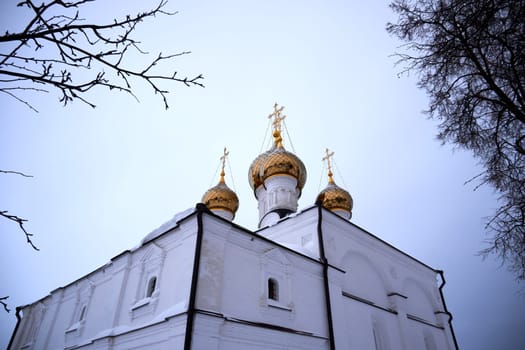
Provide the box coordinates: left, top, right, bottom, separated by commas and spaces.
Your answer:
268, 103, 286, 147
322, 148, 335, 184
219, 147, 229, 182
268, 102, 286, 133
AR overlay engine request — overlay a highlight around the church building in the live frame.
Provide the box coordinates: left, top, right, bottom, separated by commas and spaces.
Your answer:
8, 104, 458, 350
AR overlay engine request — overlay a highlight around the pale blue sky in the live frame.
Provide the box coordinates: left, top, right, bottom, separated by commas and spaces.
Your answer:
1, 1, 524, 349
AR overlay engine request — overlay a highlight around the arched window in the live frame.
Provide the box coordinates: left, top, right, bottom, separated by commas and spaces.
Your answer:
146, 276, 157, 298
268, 278, 279, 301
79, 305, 87, 322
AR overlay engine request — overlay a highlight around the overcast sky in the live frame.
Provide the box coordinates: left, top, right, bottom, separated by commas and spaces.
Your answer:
1, 1, 524, 349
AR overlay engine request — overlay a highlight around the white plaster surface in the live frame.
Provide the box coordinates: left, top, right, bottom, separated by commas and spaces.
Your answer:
9, 207, 456, 350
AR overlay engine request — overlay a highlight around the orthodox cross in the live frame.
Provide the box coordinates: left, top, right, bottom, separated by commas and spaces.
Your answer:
268, 103, 286, 147
219, 147, 229, 182
268, 102, 286, 132
322, 148, 335, 184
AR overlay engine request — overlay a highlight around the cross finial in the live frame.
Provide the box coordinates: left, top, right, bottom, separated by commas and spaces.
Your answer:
322, 148, 335, 184
219, 147, 229, 183
268, 102, 286, 147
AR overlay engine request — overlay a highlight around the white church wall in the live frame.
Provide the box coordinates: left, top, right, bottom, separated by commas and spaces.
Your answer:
339, 299, 401, 350
401, 278, 454, 350
103, 314, 187, 350
191, 312, 329, 350
196, 214, 329, 342
320, 209, 453, 350
9, 205, 456, 350
122, 217, 197, 331
9, 211, 199, 350
38, 290, 65, 349
258, 206, 320, 259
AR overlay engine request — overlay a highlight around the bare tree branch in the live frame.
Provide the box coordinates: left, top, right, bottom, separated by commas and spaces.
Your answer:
1, 210, 39, 251
0, 296, 10, 313
0, 0, 204, 111
0, 169, 34, 177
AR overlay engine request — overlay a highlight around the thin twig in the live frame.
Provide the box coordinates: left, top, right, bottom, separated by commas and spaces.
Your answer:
0, 296, 10, 313
1, 210, 39, 251
0, 170, 34, 178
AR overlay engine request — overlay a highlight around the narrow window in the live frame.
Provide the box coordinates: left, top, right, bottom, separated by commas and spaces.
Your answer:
79, 305, 87, 322
268, 278, 279, 301
146, 276, 157, 298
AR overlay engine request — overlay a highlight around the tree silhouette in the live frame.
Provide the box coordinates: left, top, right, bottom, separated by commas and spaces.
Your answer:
387, 0, 524, 280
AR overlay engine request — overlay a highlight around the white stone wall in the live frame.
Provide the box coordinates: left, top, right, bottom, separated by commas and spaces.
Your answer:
259, 206, 456, 350
258, 206, 320, 259
321, 210, 454, 350
191, 313, 328, 350
10, 213, 199, 350
193, 214, 329, 349
10, 207, 456, 350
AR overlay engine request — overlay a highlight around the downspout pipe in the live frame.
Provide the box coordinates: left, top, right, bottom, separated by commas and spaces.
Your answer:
436, 270, 459, 350
7, 306, 22, 350
183, 203, 206, 350
316, 203, 336, 350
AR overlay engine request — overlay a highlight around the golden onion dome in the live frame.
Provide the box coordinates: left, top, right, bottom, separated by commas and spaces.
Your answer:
248, 103, 307, 193
202, 179, 239, 216
202, 148, 239, 218
248, 149, 272, 190
317, 181, 353, 214
260, 146, 307, 191
317, 148, 353, 217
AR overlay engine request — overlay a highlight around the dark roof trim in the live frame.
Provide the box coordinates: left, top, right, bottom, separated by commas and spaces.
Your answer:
183, 203, 206, 350
437, 270, 459, 349
316, 204, 336, 350
6, 307, 22, 350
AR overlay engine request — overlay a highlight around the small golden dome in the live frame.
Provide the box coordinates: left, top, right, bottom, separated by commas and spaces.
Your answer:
202, 179, 239, 216
317, 182, 353, 214
202, 148, 239, 219
317, 148, 353, 217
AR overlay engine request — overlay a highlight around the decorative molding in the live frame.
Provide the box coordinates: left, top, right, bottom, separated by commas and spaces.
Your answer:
342, 291, 397, 315
406, 313, 444, 330
131, 242, 166, 319
387, 292, 408, 299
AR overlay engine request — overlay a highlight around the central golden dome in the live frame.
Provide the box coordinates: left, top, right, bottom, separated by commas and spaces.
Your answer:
248, 104, 306, 195
260, 146, 307, 189
248, 149, 272, 190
